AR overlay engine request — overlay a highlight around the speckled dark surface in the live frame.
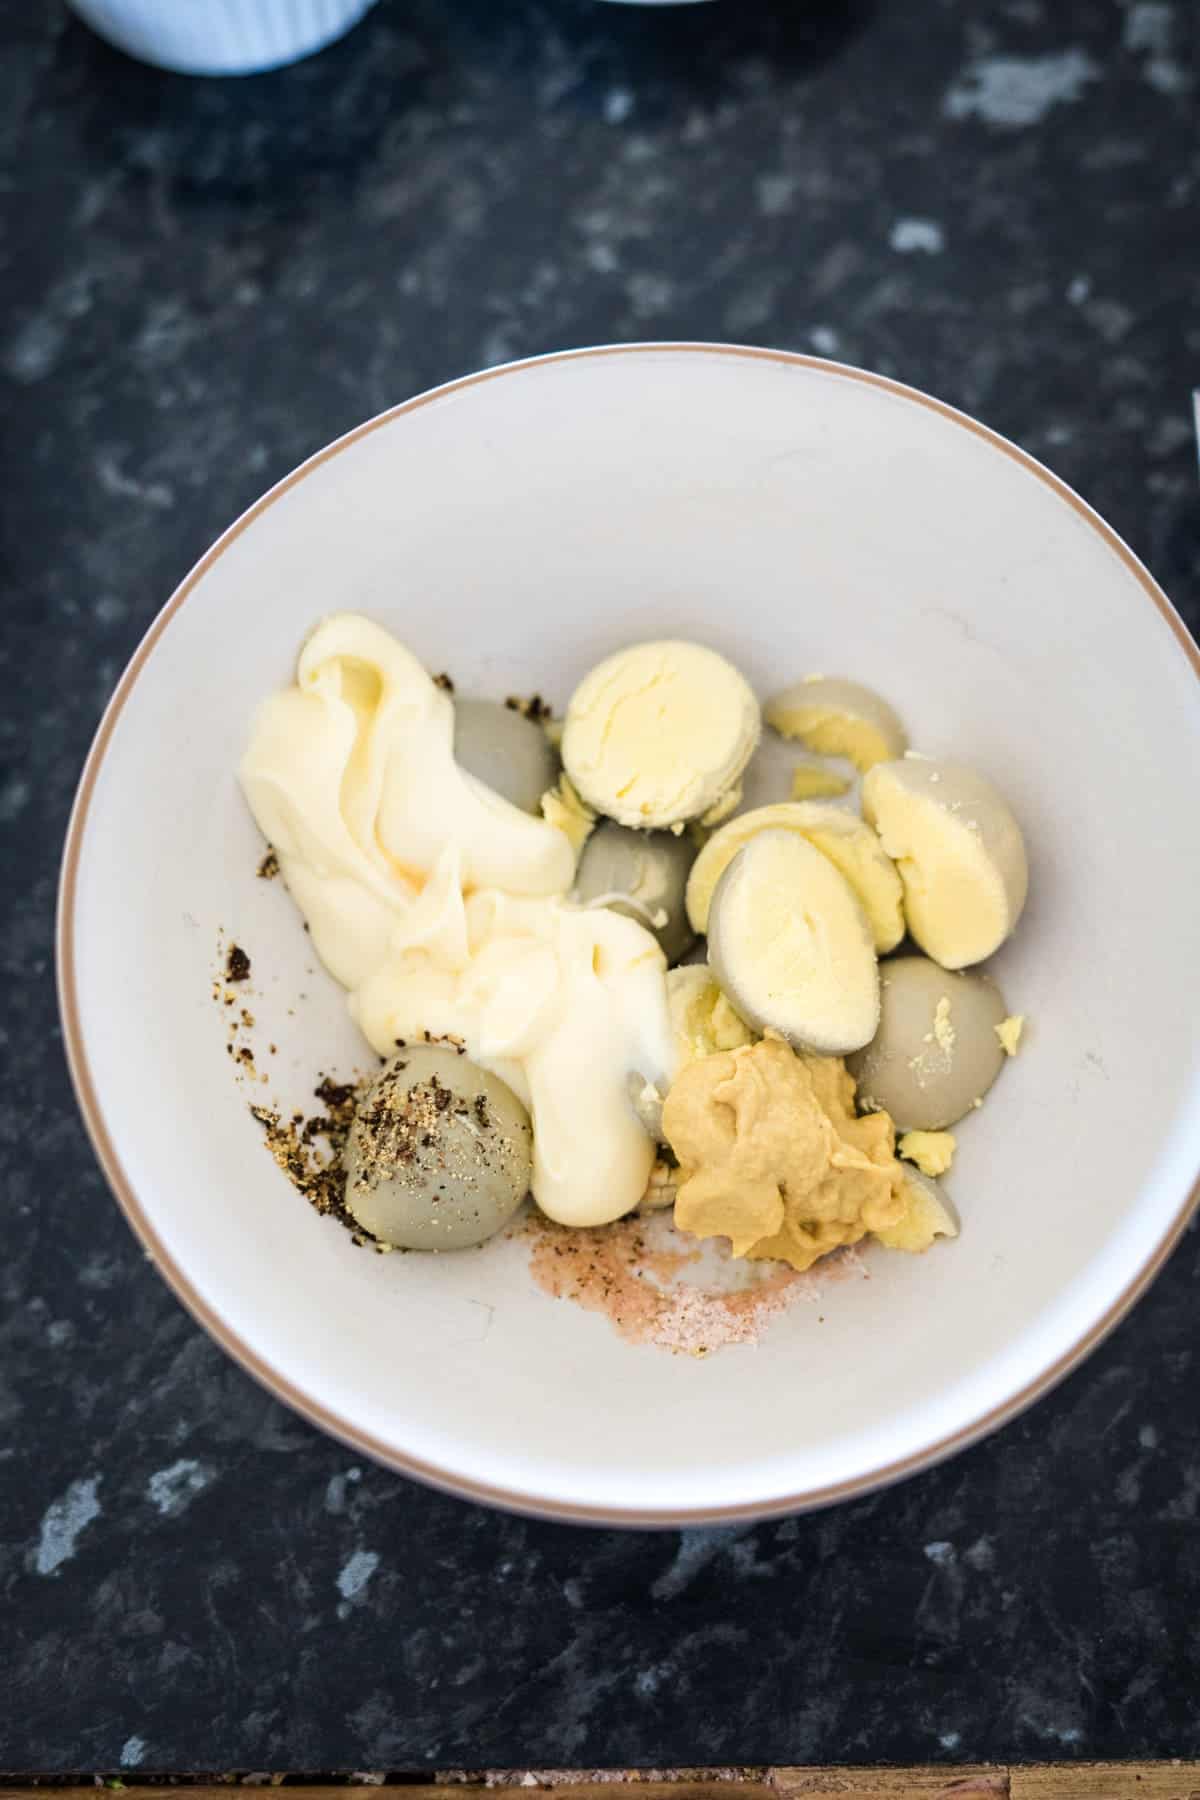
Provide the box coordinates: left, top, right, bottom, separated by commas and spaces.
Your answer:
3, 0, 1200, 1774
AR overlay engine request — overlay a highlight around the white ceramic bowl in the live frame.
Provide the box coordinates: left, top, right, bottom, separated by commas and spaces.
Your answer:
59, 345, 1200, 1525
66, 0, 376, 75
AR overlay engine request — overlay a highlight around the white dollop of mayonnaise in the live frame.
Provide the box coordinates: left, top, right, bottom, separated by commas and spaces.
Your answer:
353, 852, 676, 1227
239, 613, 677, 1227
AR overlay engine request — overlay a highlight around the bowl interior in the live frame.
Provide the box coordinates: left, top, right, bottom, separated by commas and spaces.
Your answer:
64, 346, 1200, 1521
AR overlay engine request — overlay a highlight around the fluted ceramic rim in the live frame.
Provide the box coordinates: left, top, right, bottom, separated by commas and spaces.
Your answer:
56, 343, 1200, 1527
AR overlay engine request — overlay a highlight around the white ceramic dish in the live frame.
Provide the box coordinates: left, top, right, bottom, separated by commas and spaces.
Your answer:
67, 0, 375, 75
59, 344, 1200, 1525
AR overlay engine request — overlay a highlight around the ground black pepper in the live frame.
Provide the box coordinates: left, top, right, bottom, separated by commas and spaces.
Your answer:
249, 1073, 370, 1239
314, 1075, 356, 1111
225, 944, 251, 983
504, 692, 552, 722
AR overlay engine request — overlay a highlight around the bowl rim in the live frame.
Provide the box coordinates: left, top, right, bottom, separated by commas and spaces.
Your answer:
56, 341, 1200, 1527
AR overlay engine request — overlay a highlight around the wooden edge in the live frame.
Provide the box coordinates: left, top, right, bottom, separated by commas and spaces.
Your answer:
5, 1771, 1200, 1799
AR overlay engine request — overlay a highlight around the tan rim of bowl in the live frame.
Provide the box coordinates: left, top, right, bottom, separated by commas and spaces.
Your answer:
55, 343, 1200, 1527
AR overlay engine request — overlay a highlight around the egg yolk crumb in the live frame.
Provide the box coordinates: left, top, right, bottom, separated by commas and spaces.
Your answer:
897, 1129, 956, 1178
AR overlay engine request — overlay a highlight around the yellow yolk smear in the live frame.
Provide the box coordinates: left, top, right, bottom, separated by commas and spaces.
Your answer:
790, 763, 851, 800
541, 774, 596, 855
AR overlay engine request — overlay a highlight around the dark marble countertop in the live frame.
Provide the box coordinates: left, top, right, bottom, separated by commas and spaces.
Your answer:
3, 0, 1199, 1774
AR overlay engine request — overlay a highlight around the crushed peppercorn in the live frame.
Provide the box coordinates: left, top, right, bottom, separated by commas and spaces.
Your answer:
504, 692, 553, 722
225, 944, 251, 983
250, 1074, 372, 1241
